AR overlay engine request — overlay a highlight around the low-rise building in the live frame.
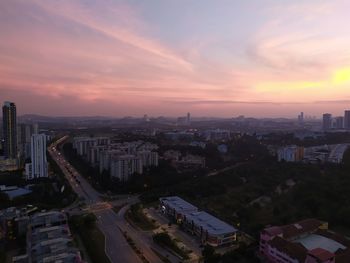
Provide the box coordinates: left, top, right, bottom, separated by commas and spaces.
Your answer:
260, 219, 350, 263
160, 196, 198, 222
12, 211, 84, 263
182, 211, 237, 247
159, 196, 238, 247
277, 145, 305, 162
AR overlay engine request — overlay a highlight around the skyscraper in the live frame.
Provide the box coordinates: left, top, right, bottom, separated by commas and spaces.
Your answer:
2, 101, 17, 159
298, 112, 304, 124
187, 112, 191, 125
26, 134, 48, 180
345, 110, 350, 130
322, 113, 332, 131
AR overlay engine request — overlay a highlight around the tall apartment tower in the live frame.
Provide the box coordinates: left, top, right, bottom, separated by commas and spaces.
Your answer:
322, 113, 332, 131
27, 134, 48, 180
2, 101, 17, 159
344, 110, 350, 130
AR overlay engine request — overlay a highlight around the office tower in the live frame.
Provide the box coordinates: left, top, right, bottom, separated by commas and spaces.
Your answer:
26, 134, 48, 180
187, 112, 191, 125
298, 112, 304, 124
335, 116, 344, 129
345, 110, 350, 130
2, 101, 17, 159
322, 113, 332, 130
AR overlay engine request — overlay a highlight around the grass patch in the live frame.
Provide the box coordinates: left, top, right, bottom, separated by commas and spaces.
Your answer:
69, 213, 111, 263
153, 232, 189, 260
127, 203, 157, 231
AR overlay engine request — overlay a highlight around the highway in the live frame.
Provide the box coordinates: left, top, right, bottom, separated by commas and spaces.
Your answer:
48, 136, 164, 263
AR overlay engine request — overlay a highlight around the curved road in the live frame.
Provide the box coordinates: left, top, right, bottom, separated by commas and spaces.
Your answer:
49, 136, 163, 263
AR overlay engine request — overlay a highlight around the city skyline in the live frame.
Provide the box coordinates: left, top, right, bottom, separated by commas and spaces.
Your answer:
1, 1, 350, 117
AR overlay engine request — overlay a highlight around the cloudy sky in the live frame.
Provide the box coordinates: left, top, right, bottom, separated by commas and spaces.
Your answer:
1, 0, 350, 117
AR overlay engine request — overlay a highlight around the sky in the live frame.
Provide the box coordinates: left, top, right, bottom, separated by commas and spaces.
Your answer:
1, 0, 350, 117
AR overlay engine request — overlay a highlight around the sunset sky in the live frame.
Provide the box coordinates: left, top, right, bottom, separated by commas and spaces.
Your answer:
1, 0, 350, 117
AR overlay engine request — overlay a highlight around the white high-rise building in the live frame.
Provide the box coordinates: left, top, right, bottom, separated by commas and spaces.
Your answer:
137, 151, 159, 167
110, 155, 143, 182
26, 134, 48, 180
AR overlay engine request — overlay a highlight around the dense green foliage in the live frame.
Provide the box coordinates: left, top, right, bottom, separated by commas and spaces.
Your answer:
127, 204, 156, 230
152, 232, 189, 259
69, 214, 111, 263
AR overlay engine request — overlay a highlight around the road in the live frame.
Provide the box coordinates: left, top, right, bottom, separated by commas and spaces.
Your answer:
206, 161, 248, 176
48, 136, 163, 263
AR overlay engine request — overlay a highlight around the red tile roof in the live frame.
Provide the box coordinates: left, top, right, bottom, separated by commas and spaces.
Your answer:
263, 219, 323, 240
308, 248, 334, 261
268, 236, 308, 262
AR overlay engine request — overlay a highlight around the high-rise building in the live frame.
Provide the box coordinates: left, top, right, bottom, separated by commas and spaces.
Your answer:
344, 110, 350, 130
17, 123, 39, 159
2, 101, 17, 159
298, 112, 304, 124
322, 113, 332, 130
110, 155, 143, 182
26, 134, 48, 180
187, 112, 191, 125
335, 116, 344, 129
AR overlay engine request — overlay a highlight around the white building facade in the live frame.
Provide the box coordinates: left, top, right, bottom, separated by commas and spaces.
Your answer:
26, 134, 48, 180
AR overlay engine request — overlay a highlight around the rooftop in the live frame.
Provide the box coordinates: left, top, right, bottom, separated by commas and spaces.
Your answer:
31, 225, 70, 245
31, 211, 67, 229
294, 234, 347, 253
308, 248, 335, 261
185, 211, 238, 236
264, 219, 324, 240
160, 196, 198, 213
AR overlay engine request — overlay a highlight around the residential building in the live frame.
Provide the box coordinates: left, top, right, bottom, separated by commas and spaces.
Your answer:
72, 137, 110, 157
17, 123, 38, 159
277, 146, 304, 162
110, 155, 143, 181
2, 101, 17, 159
12, 211, 84, 263
260, 219, 350, 263
26, 134, 48, 180
202, 129, 231, 141
73, 137, 159, 181
137, 151, 159, 167
335, 116, 344, 129
344, 110, 350, 130
160, 196, 238, 247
